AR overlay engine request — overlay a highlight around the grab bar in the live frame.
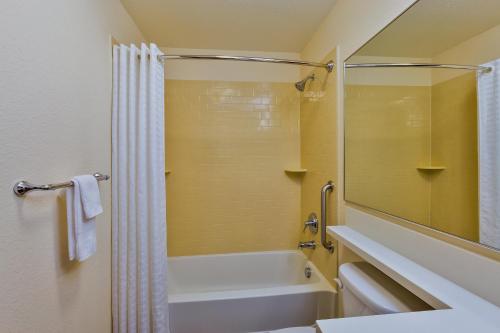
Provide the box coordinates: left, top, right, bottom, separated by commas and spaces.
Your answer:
320, 181, 335, 253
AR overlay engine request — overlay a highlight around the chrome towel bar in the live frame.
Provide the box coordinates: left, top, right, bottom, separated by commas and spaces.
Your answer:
13, 173, 109, 197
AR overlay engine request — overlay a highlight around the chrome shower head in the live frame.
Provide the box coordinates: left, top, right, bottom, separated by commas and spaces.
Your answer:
295, 74, 315, 92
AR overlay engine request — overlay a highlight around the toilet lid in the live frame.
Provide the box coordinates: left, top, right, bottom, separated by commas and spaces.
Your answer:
339, 262, 431, 314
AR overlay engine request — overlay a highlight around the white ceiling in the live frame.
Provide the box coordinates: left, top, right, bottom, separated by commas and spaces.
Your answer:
356, 0, 500, 58
121, 0, 337, 52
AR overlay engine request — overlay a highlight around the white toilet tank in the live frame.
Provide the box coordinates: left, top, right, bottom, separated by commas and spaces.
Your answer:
339, 262, 432, 317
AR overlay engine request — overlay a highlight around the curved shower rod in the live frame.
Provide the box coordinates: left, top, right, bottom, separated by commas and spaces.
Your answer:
345, 62, 492, 73
158, 54, 335, 72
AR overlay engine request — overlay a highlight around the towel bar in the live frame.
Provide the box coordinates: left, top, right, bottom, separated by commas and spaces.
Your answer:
13, 173, 109, 197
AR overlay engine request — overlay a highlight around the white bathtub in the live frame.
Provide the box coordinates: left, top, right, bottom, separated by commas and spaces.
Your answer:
168, 250, 336, 333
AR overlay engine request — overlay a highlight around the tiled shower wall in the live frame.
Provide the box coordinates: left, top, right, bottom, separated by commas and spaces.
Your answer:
299, 49, 339, 287
344, 72, 479, 242
344, 85, 432, 225
430, 72, 478, 241
165, 80, 302, 256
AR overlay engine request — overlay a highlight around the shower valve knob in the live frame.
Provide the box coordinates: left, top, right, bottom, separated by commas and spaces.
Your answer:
303, 213, 319, 234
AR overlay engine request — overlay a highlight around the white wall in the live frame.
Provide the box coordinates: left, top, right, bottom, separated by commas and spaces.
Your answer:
432, 23, 500, 84
0, 1, 143, 332
301, 0, 418, 63
161, 47, 301, 82
302, 0, 500, 306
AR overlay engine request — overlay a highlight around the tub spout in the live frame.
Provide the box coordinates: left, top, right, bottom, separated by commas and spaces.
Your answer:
298, 240, 316, 250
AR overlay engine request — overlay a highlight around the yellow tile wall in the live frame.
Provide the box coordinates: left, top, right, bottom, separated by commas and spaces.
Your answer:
344, 85, 432, 225
299, 49, 338, 284
430, 72, 479, 241
344, 73, 479, 241
165, 80, 301, 256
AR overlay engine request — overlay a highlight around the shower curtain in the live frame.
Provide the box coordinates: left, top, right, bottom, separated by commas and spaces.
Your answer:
478, 59, 500, 249
112, 43, 169, 333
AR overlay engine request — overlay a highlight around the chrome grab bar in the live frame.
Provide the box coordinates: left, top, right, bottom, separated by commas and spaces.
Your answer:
320, 181, 335, 253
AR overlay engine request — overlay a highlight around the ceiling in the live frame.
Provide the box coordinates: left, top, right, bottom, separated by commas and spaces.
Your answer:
355, 0, 500, 58
120, 0, 337, 52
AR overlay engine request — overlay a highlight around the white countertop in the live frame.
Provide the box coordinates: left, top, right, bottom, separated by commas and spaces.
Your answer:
317, 226, 500, 333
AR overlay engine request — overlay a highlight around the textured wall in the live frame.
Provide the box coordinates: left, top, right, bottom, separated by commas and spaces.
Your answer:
0, 1, 143, 332
165, 80, 301, 256
299, 49, 338, 284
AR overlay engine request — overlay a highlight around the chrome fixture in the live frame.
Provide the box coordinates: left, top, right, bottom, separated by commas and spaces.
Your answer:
345, 62, 492, 73
13, 173, 109, 197
303, 212, 319, 234
295, 74, 315, 92
298, 240, 316, 250
159, 54, 335, 72
304, 266, 312, 279
320, 181, 335, 253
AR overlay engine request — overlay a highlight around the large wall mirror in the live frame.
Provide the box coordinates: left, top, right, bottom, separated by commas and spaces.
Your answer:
344, 0, 500, 250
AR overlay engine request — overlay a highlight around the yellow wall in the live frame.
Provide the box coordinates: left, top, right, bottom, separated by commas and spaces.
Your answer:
430, 73, 479, 241
299, 49, 338, 283
345, 73, 479, 241
300, 0, 500, 306
301, 0, 418, 229
165, 80, 301, 256
0, 0, 143, 332
428, 22, 500, 242
344, 84, 432, 225
344, 73, 479, 241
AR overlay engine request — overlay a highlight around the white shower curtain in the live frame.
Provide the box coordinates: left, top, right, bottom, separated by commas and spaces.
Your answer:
112, 43, 169, 333
478, 59, 500, 249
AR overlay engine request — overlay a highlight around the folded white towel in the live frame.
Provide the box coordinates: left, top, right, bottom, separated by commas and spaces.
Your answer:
66, 175, 103, 261
78, 175, 103, 219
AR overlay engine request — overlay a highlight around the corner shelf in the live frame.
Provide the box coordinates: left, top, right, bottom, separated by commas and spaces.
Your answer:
416, 166, 446, 171
284, 168, 307, 175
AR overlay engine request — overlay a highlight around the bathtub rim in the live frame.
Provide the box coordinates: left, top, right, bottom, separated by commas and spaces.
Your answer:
167, 250, 336, 303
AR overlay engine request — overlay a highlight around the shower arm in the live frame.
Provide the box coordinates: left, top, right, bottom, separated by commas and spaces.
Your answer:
320, 181, 335, 253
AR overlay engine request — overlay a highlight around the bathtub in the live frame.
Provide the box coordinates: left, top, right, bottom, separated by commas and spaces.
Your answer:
168, 250, 336, 333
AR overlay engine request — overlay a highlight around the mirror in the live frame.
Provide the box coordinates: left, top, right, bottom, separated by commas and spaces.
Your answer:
344, 0, 500, 250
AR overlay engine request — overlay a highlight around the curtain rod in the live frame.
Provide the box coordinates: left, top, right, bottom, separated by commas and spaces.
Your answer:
158, 54, 335, 72
345, 63, 492, 73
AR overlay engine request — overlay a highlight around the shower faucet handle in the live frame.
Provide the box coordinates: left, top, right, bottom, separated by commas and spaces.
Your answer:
303, 213, 319, 234
298, 240, 316, 250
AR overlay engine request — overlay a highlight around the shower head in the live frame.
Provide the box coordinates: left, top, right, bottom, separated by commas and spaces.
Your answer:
295, 74, 315, 92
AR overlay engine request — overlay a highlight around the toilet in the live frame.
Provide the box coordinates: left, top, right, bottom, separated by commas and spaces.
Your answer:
339, 262, 432, 317
267, 261, 432, 333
